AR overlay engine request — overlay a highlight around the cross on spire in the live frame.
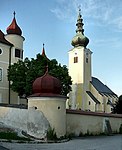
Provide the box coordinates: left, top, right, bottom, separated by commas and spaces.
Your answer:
42, 43, 46, 57
78, 5, 81, 13
13, 11, 16, 17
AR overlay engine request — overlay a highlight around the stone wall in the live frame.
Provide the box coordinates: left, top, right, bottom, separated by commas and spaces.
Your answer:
0, 106, 121, 139
0, 106, 49, 139
66, 109, 122, 136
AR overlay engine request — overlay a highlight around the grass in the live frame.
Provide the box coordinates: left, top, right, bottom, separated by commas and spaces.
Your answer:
47, 127, 57, 141
0, 131, 31, 141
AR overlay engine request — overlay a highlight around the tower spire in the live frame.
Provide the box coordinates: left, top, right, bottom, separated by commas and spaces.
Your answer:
42, 43, 46, 57
13, 11, 16, 18
71, 8, 89, 47
76, 6, 84, 34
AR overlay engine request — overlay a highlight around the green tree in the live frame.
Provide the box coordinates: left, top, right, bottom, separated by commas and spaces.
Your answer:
8, 54, 72, 97
113, 95, 122, 114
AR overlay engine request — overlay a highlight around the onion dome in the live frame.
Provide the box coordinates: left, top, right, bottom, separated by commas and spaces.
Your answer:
71, 8, 89, 47
32, 66, 62, 97
6, 11, 22, 36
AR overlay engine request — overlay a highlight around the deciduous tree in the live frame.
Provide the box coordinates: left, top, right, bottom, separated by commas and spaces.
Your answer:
8, 54, 72, 97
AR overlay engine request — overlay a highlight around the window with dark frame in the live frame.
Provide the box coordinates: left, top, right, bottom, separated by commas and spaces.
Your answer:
21, 50, 23, 59
86, 57, 88, 63
0, 68, 2, 81
86, 52, 88, 63
74, 56, 78, 63
0, 48, 2, 55
15, 49, 21, 58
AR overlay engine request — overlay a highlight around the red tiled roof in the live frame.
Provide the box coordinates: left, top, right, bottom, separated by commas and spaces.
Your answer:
0, 30, 13, 46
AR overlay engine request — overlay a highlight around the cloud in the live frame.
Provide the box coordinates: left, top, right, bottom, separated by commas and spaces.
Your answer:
50, 0, 78, 22
111, 16, 122, 30
91, 37, 122, 49
51, 0, 122, 31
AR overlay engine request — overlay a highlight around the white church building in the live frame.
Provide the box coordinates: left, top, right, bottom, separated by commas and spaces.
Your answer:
68, 9, 118, 113
0, 10, 118, 113
0, 11, 121, 139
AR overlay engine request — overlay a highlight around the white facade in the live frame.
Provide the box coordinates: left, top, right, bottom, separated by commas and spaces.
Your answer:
68, 46, 92, 110
5, 34, 25, 64
0, 15, 25, 104
28, 96, 67, 138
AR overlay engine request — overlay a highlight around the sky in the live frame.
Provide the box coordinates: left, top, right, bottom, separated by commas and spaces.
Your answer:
0, 0, 122, 96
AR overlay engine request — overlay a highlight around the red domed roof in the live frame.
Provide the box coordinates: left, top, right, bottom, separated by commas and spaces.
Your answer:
6, 12, 22, 36
32, 69, 62, 97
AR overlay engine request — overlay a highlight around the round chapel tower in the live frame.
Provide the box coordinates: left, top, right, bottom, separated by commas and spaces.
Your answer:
28, 47, 67, 138
5, 12, 25, 62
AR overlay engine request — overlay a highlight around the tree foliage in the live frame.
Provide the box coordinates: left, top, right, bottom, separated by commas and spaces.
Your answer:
8, 54, 72, 97
113, 95, 122, 114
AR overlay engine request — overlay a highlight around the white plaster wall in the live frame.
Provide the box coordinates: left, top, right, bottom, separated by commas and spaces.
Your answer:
0, 107, 49, 139
68, 46, 84, 84
66, 110, 122, 136
84, 48, 92, 90
0, 43, 10, 103
5, 34, 24, 50
0, 38, 24, 103
68, 47, 92, 111
67, 113, 103, 135
28, 97, 66, 138
86, 94, 96, 111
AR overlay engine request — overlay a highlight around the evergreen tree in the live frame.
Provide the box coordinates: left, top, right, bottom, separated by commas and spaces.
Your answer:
113, 95, 122, 114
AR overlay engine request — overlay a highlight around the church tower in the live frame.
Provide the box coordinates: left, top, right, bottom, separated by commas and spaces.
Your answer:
0, 12, 25, 104
68, 9, 92, 110
5, 11, 25, 63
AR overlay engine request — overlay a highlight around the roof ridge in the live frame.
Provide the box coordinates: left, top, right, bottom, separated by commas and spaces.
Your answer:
0, 30, 13, 46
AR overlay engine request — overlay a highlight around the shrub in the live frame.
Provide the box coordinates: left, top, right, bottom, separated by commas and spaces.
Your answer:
67, 133, 75, 139
119, 124, 122, 134
47, 127, 57, 140
0, 131, 31, 141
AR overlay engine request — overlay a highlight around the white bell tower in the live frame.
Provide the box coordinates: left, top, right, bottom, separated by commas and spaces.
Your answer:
68, 9, 92, 110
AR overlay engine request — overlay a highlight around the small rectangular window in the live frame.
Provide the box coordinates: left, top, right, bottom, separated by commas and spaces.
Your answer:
86, 57, 88, 63
21, 50, 23, 59
0, 68, 2, 81
15, 49, 21, 58
74, 57, 78, 63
